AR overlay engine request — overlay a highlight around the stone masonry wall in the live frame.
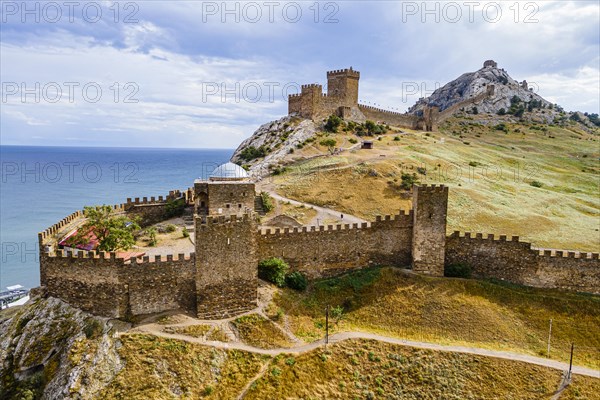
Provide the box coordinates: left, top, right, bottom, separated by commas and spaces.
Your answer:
40, 251, 129, 318
123, 254, 196, 316
257, 211, 414, 278
40, 250, 197, 318
358, 105, 420, 129
195, 214, 258, 319
445, 232, 600, 294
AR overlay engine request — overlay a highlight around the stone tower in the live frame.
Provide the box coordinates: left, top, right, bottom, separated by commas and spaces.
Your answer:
327, 67, 360, 107
411, 185, 449, 276
483, 60, 498, 68
195, 213, 258, 319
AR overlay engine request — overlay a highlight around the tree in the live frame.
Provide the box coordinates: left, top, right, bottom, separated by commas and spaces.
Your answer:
319, 138, 337, 154
68, 205, 140, 251
258, 258, 289, 287
497, 108, 506, 116
324, 114, 342, 132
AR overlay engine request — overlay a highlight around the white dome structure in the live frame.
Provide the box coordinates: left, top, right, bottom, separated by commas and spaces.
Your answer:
209, 162, 249, 181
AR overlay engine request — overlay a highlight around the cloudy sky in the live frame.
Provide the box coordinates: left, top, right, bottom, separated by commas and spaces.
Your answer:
1, 0, 598, 148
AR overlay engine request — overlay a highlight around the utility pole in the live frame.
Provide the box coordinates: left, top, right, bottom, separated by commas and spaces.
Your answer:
568, 343, 574, 380
547, 319, 552, 358
325, 304, 330, 346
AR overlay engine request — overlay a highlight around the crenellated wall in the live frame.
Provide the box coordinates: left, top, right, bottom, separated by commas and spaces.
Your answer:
445, 232, 600, 294
358, 104, 420, 129
257, 211, 413, 278
40, 249, 196, 318
37, 183, 599, 320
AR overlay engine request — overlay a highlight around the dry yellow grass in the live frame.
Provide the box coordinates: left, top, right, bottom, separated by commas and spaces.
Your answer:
164, 324, 212, 338
98, 334, 268, 399
244, 339, 573, 400
271, 119, 600, 251
274, 267, 600, 369
232, 314, 295, 349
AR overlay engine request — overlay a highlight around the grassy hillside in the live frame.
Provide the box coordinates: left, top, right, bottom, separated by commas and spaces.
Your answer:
245, 339, 590, 400
97, 335, 598, 399
270, 267, 600, 369
267, 116, 599, 251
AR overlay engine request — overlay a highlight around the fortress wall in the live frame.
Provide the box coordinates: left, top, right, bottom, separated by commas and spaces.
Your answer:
358, 105, 419, 129
124, 254, 196, 316
257, 212, 414, 278
41, 250, 128, 318
445, 232, 600, 294
195, 214, 258, 319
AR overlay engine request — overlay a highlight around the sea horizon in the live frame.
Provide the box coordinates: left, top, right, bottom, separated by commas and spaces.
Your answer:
0, 145, 233, 290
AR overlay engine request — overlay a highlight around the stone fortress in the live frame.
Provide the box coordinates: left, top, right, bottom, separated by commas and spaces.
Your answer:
289, 61, 517, 131
38, 161, 599, 320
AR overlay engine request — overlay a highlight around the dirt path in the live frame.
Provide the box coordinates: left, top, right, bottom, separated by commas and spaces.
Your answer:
265, 191, 367, 226
126, 324, 599, 379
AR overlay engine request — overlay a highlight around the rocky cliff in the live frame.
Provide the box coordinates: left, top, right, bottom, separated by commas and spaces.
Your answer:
230, 115, 318, 175
0, 296, 124, 399
409, 62, 554, 116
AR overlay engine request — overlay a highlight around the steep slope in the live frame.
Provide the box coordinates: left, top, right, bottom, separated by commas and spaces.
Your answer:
409, 61, 553, 117
0, 296, 123, 399
230, 115, 318, 174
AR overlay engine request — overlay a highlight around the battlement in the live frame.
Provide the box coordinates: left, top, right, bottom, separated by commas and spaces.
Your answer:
450, 231, 525, 243
301, 83, 322, 90
358, 103, 405, 116
327, 68, 360, 79
414, 184, 449, 193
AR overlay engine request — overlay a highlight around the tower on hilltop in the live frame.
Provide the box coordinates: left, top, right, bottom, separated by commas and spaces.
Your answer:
326, 67, 360, 107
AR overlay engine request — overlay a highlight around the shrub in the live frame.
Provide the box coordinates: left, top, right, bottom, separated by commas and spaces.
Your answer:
530, 180, 543, 188
393, 136, 401, 141
258, 257, 289, 287
147, 227, 158, 246
324, 114, 342, 132
497, 108, 506, 115
286, 271, 308, 291
182, 227, 190, 238
445, 263, 472, 278
400, 173, 418, 190
165, 224, 177, 233
164, 198, 186, 218
260, 191, 274, 212
239, 145, 269, 161
319, 138, 337, 148
349, 138, 358, 144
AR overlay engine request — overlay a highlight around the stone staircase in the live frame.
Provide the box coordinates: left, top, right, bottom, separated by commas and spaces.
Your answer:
254, 195, 266, 216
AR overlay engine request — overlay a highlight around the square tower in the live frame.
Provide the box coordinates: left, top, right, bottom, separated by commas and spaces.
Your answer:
327, 68, 360, 107
195, 214, 258, 319
411, 185, 449, 276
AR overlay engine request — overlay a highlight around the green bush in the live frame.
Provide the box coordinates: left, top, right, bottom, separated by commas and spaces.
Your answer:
400, 172, 418, 190
258, 257, 289, 287
445, 263, 472, 278
286, 271, 308, 291
260, 191, 274, 212
165, 224, 177, 233
349, 138, 358, 144
530, 180, 543, 188
239, 145, 269, 161
319, 138, 337, 148
182, 227, 190, 238
324, 114, 342, 132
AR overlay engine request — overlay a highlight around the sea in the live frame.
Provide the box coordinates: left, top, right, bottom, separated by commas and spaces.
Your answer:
0, 145, 232, 290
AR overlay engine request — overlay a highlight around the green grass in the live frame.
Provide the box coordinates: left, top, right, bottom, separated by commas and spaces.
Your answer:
273, 119, 600, 251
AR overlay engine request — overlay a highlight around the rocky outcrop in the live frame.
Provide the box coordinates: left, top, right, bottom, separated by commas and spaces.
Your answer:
230, 115, 318, 176
0, 296, 124, 399
409, 62, 553, 116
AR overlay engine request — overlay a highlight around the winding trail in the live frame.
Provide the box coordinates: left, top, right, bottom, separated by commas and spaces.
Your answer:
265, 191, 367, 226
128, 324, 599, 379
